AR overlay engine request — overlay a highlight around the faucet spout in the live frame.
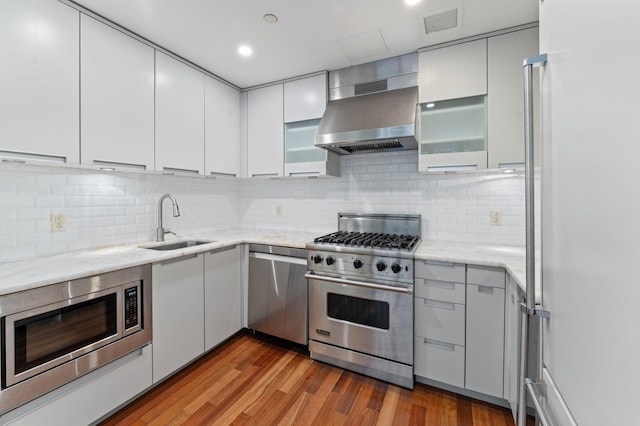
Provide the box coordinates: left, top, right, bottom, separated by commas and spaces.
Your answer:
157, 194, 180, 242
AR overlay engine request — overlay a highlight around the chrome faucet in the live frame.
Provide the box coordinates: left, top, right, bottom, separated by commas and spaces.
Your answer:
156, 193, 180, 242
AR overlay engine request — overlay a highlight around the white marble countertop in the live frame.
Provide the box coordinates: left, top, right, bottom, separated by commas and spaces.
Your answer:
414, 241, 527, 292
0, 228, 528, 296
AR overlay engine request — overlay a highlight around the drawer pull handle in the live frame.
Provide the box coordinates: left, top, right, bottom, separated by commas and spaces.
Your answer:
425, 279, 456, 290
424, 260, 456, 268
424, 339, 456, 351
478, 285, 494, 294
424, 299, 456, 311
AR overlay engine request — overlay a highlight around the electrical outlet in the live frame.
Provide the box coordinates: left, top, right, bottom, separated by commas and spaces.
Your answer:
275, 204, 282, 217
51, 213, 66, 232
490, 210, 503, 226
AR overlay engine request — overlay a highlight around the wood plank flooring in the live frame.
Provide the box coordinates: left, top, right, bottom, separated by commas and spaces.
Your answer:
100, 332, 530, 425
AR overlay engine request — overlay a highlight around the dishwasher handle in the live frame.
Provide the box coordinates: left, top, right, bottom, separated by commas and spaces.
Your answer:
249, 251, 308, 266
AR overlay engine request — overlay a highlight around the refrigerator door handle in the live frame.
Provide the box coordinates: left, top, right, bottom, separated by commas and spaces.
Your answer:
519, 52, 548, 426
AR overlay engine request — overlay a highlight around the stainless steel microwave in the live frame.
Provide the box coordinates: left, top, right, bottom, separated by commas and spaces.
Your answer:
0, 265, 152, 414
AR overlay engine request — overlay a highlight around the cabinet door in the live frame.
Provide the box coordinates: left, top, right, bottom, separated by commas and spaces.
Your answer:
0, 0, 79, 163
152, 255, 205, 383
466, 283, 505, 398
247, 84, 284, 177
504, 276, 524, 421
418, 39, 487, 103
81, 15, 154, 170
155, 52, 205, 175
2, 345, 152, 426
488, 27, 540, 169
204, 246, 242, 351
284, 74, 327, 123
205, 76, 240, 177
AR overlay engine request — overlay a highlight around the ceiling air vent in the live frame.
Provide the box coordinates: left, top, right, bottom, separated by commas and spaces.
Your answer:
354, 79, 388, 96
423, 7, 459, 35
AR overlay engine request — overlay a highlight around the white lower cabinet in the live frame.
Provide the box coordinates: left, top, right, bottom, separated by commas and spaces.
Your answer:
152, 254, 205, 383
204, 246, 242, 350
465, 266, 505, 398
504, 274, 524, 421
414, 337, 465, 388
2, 345, 152, 426
414, 262, 466, 388
414, 262, 508, 402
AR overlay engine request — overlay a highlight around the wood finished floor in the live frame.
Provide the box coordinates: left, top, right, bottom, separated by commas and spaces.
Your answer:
100, 333, 529, 425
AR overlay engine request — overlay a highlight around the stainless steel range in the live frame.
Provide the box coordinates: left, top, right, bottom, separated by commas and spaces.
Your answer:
305, 213, 420, 389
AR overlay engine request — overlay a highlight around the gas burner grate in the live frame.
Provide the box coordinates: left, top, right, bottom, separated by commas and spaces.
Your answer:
313, 231, 419, 251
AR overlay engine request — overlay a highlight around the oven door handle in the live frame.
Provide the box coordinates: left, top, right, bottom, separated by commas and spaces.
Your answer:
304, 272, 413, 295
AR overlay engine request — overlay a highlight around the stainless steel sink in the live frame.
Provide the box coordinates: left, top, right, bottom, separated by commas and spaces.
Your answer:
141, 240, 215, 251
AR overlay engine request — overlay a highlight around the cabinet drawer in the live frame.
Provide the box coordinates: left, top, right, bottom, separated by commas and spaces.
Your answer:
415, 298, 465, 346
415, 260, 465, 283
414, 336, 465, 388
415, 278, 465, 304
467, 265, 505, 288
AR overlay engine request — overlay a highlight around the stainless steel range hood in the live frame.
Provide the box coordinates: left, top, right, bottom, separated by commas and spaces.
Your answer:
314, 86, 419, 155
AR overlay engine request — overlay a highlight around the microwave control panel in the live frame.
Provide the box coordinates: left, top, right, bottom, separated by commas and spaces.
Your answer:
124, 286, 139, 329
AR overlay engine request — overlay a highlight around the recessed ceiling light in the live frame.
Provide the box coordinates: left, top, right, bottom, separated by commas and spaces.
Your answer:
263, 14, 278, 24
426, 103, 435, 108
405, 0, 422, 6
238, 45, 253, 57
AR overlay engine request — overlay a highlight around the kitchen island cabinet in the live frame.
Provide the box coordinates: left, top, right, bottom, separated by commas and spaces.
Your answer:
152, 254, 205, 383
0, 0, 79, 164
80, 14, 155, 171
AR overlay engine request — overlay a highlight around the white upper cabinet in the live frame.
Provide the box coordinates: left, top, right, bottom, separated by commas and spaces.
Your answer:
418, 39, 487, 103
418, 40, 488, 172
0, 0, 79, 164
80, 15, 155, 170
205, 76, 240, 177
488, 27, 539, 169
284, 74, 327, 123
155, 52, 205, 175
247, 84, 284, 177
282, 73, 339, 177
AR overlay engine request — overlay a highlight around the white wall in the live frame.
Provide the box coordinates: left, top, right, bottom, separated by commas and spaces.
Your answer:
0, 151, 524, 262
240, 151, 525, 245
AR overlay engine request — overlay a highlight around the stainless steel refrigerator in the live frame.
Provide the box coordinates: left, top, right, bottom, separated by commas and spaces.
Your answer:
522, 1, 640, 425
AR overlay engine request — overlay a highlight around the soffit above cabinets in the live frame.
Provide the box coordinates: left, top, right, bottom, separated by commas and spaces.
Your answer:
68, 0, 538, 89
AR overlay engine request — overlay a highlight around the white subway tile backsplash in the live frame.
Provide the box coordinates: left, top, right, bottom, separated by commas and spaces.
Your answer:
0, 151, 524, 261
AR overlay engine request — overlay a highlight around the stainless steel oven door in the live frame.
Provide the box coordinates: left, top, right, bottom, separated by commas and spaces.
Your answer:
307, 274, 413, 365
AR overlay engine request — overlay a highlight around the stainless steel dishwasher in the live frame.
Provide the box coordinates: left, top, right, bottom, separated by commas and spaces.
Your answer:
248, 244, 308, 345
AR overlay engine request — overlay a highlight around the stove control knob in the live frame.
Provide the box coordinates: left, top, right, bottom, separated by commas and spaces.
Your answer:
376, 261, 387, 272
353, 259, 363, 269
326, 256, 336, 266
391, 263, 402, 274
313, 255, 323, 264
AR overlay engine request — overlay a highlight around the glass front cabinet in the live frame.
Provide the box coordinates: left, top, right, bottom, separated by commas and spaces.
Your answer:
418, 39, 488, 172
283, 73, 340, 177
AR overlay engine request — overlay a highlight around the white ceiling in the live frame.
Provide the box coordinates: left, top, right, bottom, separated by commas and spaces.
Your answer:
71, 0, 539, 89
